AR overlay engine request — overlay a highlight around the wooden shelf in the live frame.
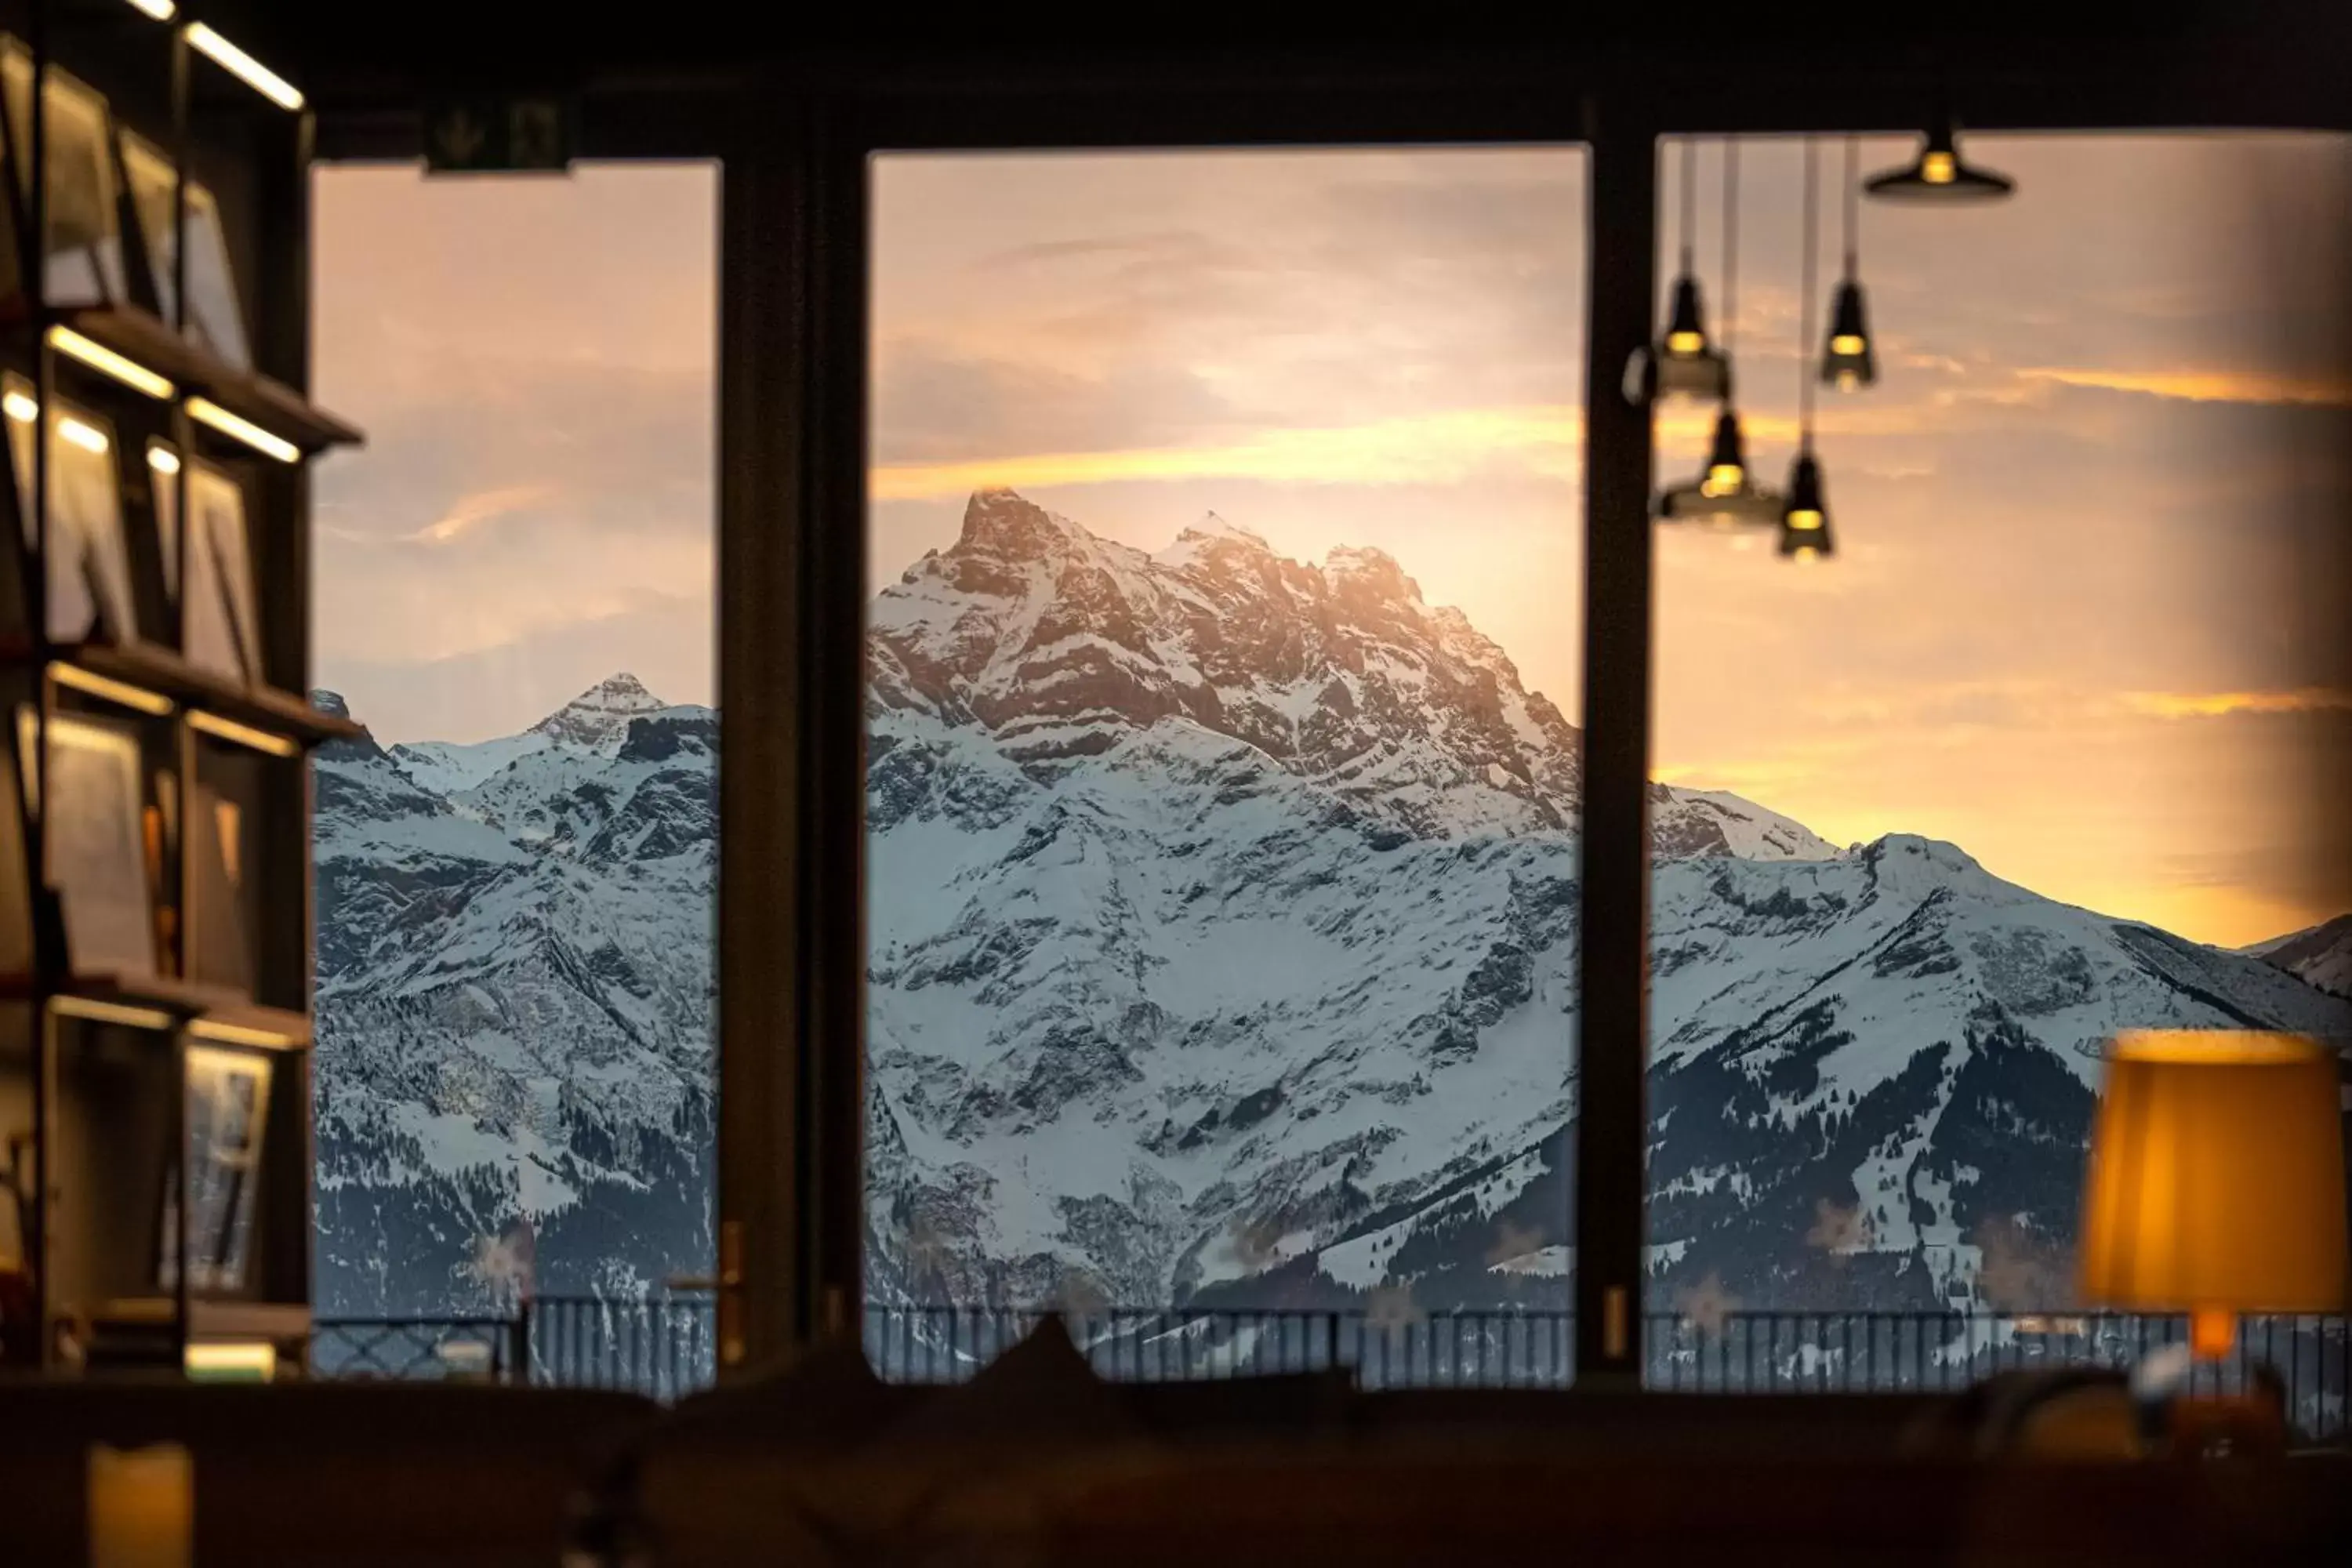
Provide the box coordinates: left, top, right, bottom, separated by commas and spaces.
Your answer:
54, 303, 364, 455
0, 972, 312, 1047
92, 1299, 313, 1341
2, 637, 366, 747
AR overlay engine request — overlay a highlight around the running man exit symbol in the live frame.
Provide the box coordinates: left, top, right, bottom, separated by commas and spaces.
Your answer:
425, 96, 575, 173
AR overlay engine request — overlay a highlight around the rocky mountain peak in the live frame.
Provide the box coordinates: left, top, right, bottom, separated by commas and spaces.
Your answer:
869, 490, 1838, 860
957, 486, 1088, 561
531, 673, 666, 750
1322, 544, 1421, 606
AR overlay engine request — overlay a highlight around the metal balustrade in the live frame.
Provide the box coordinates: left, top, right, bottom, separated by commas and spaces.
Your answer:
307, 1298, 2350, 1439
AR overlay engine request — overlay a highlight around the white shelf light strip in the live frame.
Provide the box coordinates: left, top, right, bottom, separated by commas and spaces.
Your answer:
48, 326, 176, 400
187, 710, 299, 758
187, 1016, 305, 1051
51, 995, 177, 1033
49, 662, 175, 717
187, 397, 300, 463
124, 0, 178, 19
185, 23, 305, 112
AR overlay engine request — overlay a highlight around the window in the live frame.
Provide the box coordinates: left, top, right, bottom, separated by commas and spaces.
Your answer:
866, 148, 1590, 1380
308, 165, 719, 1324
1645, 134, 2352, 1396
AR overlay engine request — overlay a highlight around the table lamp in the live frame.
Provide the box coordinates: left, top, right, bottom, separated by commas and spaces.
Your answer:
2078, 1030, 2348, 1359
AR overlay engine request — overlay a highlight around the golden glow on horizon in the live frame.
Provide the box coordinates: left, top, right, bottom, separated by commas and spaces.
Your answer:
2123, 687, 2352, 719
2018, 367, 2352, 407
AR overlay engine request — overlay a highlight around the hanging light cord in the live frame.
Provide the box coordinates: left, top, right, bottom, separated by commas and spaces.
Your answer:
1800, 139, 1820, 449
1721, 140, 1740, 360
1679, 138, 1697, 274
1842, 134, 1860, 279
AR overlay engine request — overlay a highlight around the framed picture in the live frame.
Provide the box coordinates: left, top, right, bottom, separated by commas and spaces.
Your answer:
117, 130, 251, 368
14, 705, 155, 980
185, 779, 251, 992
143, 439, 179, 601
0, 737, 28, 977
183, 459, 257, 681
159, 1046, 272, 1295
2, 373, 137, 644
0, 41, 128, 305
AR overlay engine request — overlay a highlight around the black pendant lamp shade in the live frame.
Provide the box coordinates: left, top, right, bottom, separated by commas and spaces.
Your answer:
1660, 408, 1780, 526
1820, 278, 1876, 390
1866, 120, 2014, 203
1642, 143, 1732, 402
1779, 449, 1833, 560
1821, 138, 1877, 390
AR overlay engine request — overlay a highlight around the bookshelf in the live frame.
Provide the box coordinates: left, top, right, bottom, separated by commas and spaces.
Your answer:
0, 1, 358, 1378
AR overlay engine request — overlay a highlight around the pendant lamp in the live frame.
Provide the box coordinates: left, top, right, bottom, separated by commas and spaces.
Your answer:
1635, 141, 1732, 404
1865, 113, 2013, 204
1820, 136, 1877, 390
1783, 141, 1837, 563
1659, 141, 1774, 525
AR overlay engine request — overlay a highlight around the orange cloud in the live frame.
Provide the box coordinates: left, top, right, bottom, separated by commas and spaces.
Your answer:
870, 404, 1584, 498
867, 400, 1955, 500
2017, 367, 2352, 407
403, 483, 563, 545
2121, 688, 2352, 719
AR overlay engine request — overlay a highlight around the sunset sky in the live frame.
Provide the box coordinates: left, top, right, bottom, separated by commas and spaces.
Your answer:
312, 136, 2350, 946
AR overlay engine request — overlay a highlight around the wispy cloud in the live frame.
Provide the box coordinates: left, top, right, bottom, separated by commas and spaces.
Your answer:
2121, 687, 2352, 719
398, 483, 563, 546
871, 404, 1585, 498
2018, 367, 2352, 407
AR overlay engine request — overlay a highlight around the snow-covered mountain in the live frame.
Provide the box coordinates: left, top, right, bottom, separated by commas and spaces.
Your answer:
2249, 914, 2352, 1000
310, 680, 716, 1314
862, 490, 2352, 1316
313, 487, 2352, 1322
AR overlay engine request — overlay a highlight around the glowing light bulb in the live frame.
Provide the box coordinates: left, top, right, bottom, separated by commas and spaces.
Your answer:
3, 391, 38, 423
1829, 333, 1866, 356
1922, 151, 1957, 184
1665, 329, 1704, 355
1787, 508, 1824, 532
1702, 463, 1743, 498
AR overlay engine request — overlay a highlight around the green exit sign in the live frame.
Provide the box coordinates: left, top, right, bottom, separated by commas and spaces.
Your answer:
424, 96, 575, 174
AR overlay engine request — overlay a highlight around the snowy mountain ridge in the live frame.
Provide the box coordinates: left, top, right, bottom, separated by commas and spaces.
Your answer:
313, 488, 2352, 1321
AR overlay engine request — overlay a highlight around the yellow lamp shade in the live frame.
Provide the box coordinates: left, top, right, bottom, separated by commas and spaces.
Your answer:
2078, 1031, 2349, 1317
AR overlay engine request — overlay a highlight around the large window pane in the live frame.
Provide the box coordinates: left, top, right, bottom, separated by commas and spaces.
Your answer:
1645, 135, 2352, 1399
867, 147, 1608, 1381
309, 165, 718, 1327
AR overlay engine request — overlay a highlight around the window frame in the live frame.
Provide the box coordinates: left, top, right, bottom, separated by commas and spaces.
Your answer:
317, 45, 2352, 1379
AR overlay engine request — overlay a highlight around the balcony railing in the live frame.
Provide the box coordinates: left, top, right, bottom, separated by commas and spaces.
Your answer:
307, 1299, 2350, 1440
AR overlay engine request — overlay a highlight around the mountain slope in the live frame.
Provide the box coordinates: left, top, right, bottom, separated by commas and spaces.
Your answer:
862, 490, 2352, 1315
2249, 913, 2352, 999
314, 488, 2352, 1323
311, 682, 716, 1314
